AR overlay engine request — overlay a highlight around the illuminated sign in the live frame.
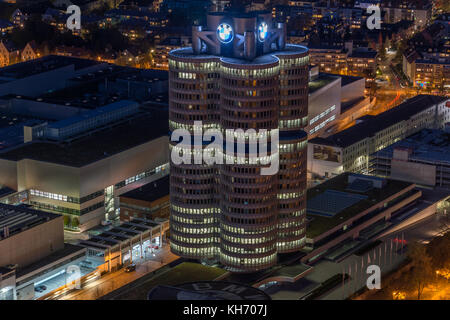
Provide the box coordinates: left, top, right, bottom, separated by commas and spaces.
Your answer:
258, 22, 268, 42
217, 23, 234, 44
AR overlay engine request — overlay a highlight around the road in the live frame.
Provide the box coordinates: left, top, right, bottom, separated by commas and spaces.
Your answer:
52, 245, 179, 300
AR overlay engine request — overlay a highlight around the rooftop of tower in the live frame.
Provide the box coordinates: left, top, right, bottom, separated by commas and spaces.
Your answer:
169, 44, 308, 66
185, 11, 309, 62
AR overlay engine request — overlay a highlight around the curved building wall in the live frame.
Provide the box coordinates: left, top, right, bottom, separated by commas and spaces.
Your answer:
169, 56, 221, 259
218, 58, 280, 271
276, 52, 309, 253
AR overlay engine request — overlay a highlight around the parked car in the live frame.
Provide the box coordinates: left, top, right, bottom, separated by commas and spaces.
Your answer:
124, 264, 136, 273
34, 285, 47, 292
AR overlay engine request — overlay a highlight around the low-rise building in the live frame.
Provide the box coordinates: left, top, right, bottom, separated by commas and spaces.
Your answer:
370, 128, 450, 188
119, 175, 170, 221
301, 173, 420, 263
307, 95, 450, 181
307, 72, 341, 137
154, 36, 190, 70
308, 45, 348, 75
381, 0, 432, 29
0, 203, 89, 300
0, 112, 169, 232
21, 41, 40, 62
0, 19, 14, 34
10, 8, 29, 28
0, 41, 19, 67
77, 217, 169, 271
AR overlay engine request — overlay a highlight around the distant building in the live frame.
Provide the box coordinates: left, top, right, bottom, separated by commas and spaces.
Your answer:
308, 45, 348, 75
211, 0, 231, 12
402, 22, 450, 90
21, 41, 40, 62
154, 36, 190, 70
0, 41, 20, 67
347, 49, 377, 78
55, 45, 92, 59
0, 19, 14, 34
308, 42, 377, 82
10, 8, 29, 27
380, 0, 432, 29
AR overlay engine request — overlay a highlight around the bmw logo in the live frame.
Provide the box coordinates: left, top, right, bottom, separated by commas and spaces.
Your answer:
217, 23, 234, 44
258, 22, 268, 42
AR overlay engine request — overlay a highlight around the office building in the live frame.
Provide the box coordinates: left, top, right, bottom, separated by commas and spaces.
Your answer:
0, 112, 169, 232
0, 56, 170, 231
306, 67, 370, 138
169, 11, 309, 272
308, 95, 450, 181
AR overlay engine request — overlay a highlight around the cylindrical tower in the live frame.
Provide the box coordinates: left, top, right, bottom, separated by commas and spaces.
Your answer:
276, 51, 309, 253
218, 58, 280, 271
168, 55, 221, 259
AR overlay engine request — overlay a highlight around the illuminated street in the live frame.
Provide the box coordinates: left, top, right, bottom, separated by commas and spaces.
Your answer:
48, 245, 178, 300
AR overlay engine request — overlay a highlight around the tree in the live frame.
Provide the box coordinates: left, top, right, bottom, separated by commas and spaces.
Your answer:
71, 217, 79, 229
427, 232, 450, 270
10, 15, 57, 48
64, 215, 71, 227
86, 26, 129, 54
406, 242, 433, 300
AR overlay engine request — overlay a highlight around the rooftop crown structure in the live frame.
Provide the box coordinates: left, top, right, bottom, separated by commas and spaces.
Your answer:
191, 11, 286, 60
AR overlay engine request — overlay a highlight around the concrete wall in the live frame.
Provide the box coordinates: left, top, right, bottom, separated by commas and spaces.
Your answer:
306, 77, 341, 136
17, 160, 81, 197
341, 78, 365, 103
79, 136, 168, 196
391, 160, 436, 187
0, 159, 18, 191
0, 215, 64, 268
